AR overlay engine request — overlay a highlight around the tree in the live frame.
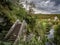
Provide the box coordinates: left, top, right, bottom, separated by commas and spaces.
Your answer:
29, 1, 35, 14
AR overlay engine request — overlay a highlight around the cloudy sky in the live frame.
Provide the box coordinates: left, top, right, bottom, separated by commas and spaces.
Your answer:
22, 0, 60, 14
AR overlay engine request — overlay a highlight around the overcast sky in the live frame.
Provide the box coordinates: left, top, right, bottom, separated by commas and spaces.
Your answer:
25, 0, 60, 14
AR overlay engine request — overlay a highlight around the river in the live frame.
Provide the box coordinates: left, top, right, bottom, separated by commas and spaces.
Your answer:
46, 28, 55, 45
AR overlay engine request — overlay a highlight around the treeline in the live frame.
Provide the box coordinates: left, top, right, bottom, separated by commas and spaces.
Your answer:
32, 14, 60, 19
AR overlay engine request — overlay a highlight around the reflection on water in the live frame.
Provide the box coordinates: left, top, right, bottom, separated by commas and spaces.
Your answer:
48, 28, 54, 39
46, 28, 55, 45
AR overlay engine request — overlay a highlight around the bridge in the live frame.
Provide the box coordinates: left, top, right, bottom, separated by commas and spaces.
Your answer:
4, 19, 27, 45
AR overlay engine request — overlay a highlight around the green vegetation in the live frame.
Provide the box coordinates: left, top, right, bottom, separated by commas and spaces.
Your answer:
0, 0, 60, 45
54, 24, 60, 45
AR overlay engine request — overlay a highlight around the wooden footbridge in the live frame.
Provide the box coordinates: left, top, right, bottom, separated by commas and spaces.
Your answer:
4, 19, 27, 45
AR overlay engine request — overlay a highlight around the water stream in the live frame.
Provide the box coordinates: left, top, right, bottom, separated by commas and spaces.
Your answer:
48, 28, 54, 39
46, 28, 55, 45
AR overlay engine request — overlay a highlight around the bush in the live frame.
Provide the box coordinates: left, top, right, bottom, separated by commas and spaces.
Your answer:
54, 24, 60, 45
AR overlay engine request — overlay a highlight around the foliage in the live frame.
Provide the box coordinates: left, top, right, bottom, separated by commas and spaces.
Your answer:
54, 24, 60, 45
0, 0, 60, 45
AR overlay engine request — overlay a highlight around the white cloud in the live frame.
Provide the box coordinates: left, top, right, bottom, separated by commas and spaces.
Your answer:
33, 8, 51, 14
21, 0, 60, 14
